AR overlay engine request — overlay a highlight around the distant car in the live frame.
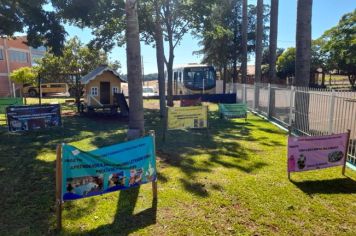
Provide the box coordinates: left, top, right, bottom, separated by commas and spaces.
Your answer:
142, 87, 157, 97
23, 83, 70, 97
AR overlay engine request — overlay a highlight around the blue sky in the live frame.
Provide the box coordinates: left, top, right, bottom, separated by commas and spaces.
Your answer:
64, 0, 355, 74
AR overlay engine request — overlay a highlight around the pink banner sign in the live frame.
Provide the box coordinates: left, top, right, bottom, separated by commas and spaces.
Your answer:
288, 133, 349, 173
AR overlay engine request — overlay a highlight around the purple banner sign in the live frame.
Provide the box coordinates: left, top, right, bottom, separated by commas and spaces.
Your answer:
288, 133, 349, 173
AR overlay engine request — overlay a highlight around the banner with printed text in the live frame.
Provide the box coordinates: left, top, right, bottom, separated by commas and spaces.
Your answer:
167, 106, 208, 130
288, 133, 349, 173
6, 104, 61, 132
61, 136, 156, 201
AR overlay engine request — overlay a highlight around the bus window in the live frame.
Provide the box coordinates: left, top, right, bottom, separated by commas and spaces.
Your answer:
183, 67, 216, 90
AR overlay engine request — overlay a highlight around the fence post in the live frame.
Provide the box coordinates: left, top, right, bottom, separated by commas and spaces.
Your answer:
328, 90, 336, 134
267, 83, 271, 118
289, 86, 295, 126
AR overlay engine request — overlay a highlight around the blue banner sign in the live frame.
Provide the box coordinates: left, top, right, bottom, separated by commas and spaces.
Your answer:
61, 136, 156, 201
6, 104, 61, 132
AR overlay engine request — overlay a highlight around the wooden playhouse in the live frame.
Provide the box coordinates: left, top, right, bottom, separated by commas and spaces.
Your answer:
80, 65, 128, 115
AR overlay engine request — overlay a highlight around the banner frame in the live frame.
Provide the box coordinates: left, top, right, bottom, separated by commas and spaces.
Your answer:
55, 131, 157, 232
287, 127, 351, 180
342, 129, 351, 175
56, 144, 63, 231
163, 105, 209, 142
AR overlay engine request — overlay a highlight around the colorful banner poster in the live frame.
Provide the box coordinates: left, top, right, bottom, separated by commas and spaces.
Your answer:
167, 106, 208, 130
288, 133, 349, 173
61, 136, 156, 201
6, 104, 61, 132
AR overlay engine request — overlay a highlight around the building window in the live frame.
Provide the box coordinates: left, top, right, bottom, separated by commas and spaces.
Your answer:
9, 50, 28, 63
91, 87, 98, 96
0, 49, 3, 60
112, 87, 119, 95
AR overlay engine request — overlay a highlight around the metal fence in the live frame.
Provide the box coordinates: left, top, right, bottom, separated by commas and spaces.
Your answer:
230, 83, 356, 167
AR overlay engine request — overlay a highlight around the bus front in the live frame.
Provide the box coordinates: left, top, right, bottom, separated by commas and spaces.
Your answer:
183, 66, 216, 94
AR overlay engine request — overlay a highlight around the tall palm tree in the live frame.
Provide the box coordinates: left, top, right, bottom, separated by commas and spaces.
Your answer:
254, 0, 263, 109
255, 0, 263, 83
269, 0, 279, 83
295, 0, 312, 86
294, 0, 313, 133
241, 0, 248, 84
268, 0, 278, 117
126, 0, 144, 138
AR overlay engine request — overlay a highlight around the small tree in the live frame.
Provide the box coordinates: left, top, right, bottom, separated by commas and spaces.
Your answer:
10, 67, 37, 96
321, 10, 356, 89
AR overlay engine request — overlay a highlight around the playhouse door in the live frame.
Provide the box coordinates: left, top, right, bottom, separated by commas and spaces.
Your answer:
100, 82, 111, 104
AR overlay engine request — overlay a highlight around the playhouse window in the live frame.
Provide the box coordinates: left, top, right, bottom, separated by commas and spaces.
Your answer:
112, 87, 119, 94
91, 87, 98, 96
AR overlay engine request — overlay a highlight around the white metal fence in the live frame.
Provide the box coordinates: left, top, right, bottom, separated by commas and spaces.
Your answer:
229, 83, 356, 167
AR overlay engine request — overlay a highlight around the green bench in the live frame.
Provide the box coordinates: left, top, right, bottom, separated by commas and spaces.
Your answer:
0, 98, 24, 113
218, 103, 248, 121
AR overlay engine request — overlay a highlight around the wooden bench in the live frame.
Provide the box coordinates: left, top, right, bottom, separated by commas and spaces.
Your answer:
218, 103, 248, 121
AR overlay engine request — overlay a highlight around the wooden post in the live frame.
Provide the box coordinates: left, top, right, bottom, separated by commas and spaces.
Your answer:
342, 129, 351, 176
149, 130, 158, 199
56, 144, 63, 231
287, 126, 292, 180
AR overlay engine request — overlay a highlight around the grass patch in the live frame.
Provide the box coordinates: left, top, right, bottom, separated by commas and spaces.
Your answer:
0, 100, 355, 235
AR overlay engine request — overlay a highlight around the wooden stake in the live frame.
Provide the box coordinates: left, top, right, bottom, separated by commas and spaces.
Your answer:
342, 129, 351, 176
56, 144, 63, 231
149, 130, 158, 199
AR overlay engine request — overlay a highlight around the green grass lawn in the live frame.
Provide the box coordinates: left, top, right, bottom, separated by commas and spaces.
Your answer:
0, 100, 355, 235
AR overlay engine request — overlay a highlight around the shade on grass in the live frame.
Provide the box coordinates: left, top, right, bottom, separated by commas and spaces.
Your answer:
0, 100, 355, 235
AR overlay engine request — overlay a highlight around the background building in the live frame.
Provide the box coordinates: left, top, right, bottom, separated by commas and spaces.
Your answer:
0, 36, 46, 97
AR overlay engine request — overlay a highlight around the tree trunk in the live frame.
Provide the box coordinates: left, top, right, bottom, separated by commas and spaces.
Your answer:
349, 74, 356, 90
232, 10, 238, 83
166, 51, 174, 106
255, 0, 263, 84
126, 0, 144, 139
294, 0, 312, 133
165, 2, 174, 107
254, 0, 263, 110
321, 72, 325, 87
223, 66, 227, 94
269, 0, 279, 83
295, 0, 312, 86
241, 0, 248, 84
154, 0, 166, 117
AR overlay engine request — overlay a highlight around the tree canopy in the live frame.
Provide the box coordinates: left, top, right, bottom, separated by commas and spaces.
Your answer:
10, 67, 38, 85
36, 37, 120, 83
0, 0, 66, 55
196, 1, 270, 75
320, 10, 356, 88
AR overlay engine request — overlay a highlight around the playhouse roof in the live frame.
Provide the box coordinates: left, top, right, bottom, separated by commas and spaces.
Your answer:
80, 65, 125, 84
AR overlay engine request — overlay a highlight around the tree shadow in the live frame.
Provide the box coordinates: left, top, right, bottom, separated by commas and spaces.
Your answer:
145, 110, 270, 197
0, 113, 128, 235
82, 186, 157, 235
291, 178, 356, 195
